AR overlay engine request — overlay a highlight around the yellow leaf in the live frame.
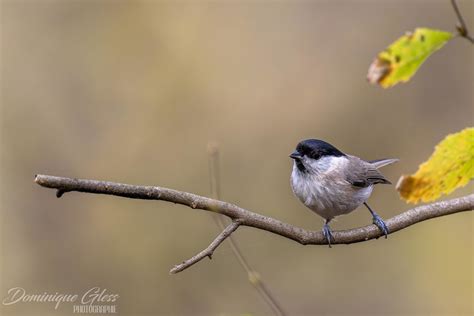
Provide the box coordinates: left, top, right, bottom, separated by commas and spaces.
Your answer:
397, 128, 474, 203
367, 28, 453, 88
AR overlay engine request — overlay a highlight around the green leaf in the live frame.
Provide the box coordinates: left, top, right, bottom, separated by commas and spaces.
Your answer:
396, 128, 474, 203
367, 28, 453, 88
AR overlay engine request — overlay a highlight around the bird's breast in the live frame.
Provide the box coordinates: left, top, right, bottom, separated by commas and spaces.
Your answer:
291, 165, 372, 220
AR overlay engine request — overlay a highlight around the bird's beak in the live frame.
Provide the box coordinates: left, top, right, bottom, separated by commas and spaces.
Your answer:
289, 151, 302, 160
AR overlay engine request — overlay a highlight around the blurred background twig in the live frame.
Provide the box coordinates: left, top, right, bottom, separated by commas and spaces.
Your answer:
207, 143, 286, 316
451, 0, 474, 43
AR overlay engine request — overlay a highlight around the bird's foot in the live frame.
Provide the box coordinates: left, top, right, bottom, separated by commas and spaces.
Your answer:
322, 222, 335, 247
372, 213, 389, 238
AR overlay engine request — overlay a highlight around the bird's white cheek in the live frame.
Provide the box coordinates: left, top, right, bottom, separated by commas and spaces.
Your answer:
305, 156, 349, 174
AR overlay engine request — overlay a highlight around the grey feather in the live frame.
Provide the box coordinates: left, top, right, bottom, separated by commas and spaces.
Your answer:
368, 158, 399, 169
345, 156, 394, 188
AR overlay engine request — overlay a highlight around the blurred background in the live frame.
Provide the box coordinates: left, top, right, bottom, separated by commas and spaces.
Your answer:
1, 0, 473, 315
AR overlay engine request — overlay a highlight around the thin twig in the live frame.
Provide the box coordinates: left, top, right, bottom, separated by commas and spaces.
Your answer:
34, 174, 474, 246
207, 143, 287, 316
170, 220, 241, 274
451, 0, 474, 43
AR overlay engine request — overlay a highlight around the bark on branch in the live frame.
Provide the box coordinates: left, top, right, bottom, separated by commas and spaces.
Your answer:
170, 220, 241, 274
35, 174, 474, 272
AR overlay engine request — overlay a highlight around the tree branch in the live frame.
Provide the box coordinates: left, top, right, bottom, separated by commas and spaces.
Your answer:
451, 0, 474, 44
170, 220, 241, 274
35, 174, 474, 268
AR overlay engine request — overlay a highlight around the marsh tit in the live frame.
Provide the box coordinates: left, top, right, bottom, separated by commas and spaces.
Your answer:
290, 139, 398, 246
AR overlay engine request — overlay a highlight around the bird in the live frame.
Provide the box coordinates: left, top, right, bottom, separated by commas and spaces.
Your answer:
289, 139, 398, 247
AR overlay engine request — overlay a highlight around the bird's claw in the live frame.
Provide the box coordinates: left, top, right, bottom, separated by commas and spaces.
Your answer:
372, 214, 389, 238
322, 223, 335, 247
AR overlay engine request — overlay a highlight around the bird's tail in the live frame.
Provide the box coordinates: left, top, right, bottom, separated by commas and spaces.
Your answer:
369, 158, 399, 169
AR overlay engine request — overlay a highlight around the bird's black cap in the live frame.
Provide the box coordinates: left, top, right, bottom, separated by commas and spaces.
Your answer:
292, 139, 346, 160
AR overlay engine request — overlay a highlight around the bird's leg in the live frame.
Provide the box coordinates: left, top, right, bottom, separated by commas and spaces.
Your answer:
322, 219, 335, 247
364, 202, 389, 238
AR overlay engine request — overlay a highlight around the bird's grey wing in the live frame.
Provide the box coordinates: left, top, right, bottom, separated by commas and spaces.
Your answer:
346, 158, 392, 188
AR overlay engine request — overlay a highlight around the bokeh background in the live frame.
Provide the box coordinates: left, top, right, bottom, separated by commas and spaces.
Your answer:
1, 0, 473, 315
